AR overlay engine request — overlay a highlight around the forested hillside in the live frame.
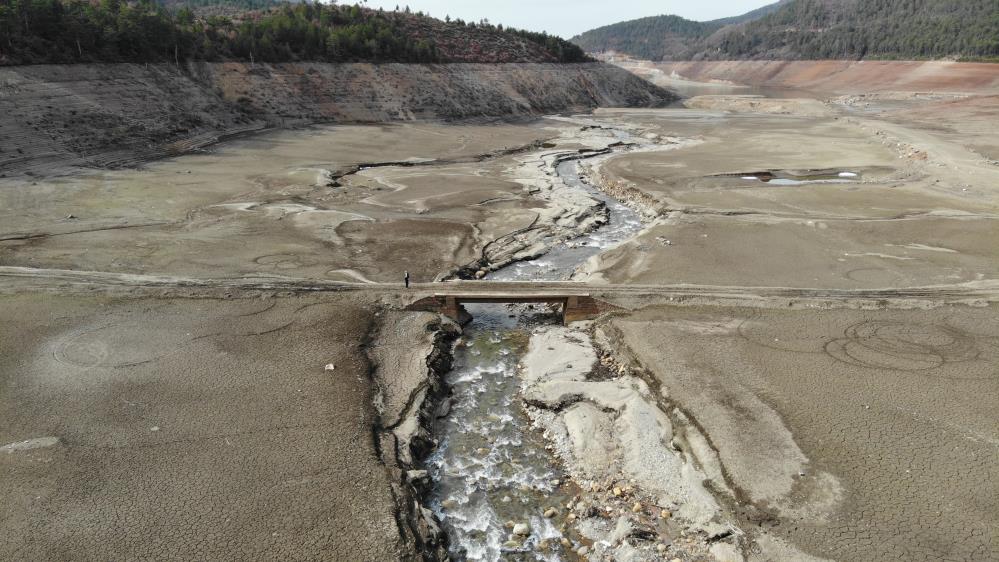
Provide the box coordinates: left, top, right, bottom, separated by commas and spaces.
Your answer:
159, 0, 293, 9
715, 0, 999, 60
573, 0, 999, 62
0, 0, 590, 65
571, 16, 720, 62
157, 0, 299, 18
710, 0, 792, 26
571, 1, 789, 61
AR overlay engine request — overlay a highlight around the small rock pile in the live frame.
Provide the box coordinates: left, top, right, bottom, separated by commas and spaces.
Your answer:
555, 479, 719, 561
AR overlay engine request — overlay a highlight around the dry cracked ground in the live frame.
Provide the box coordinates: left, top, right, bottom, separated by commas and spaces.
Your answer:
1, 74, 997, 561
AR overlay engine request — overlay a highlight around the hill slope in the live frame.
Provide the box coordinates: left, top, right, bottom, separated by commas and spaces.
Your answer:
573, 0, 999, 61
571, 15, 721, 62
0, 1, 676, 177
0, 62, 674, 176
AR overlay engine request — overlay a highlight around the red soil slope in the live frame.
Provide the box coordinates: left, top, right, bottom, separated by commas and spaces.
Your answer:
652, 60, 999, 94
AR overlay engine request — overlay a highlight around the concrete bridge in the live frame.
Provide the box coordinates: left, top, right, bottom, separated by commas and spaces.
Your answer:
3, 267, 996, 308
406, 293, 620, 325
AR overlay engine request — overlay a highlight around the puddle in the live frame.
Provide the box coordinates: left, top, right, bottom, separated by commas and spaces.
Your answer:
736, 170, 862, 185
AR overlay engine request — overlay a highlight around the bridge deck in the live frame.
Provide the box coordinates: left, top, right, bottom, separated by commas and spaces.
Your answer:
438, 293, 588, 304
2, 268, 996, 304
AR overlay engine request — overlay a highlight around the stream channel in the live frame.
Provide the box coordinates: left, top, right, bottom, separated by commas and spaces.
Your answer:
426, 153, 645, 560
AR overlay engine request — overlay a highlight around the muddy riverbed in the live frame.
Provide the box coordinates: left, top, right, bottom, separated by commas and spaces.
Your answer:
428, 305, 574, 560
487, 160, 644, 283
428, 149, 661, 560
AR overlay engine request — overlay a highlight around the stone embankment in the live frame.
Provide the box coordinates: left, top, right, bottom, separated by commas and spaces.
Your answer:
368, 311, 461, 561
0, 62, 674, 177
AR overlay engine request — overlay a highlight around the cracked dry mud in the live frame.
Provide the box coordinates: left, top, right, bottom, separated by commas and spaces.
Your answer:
2, 65, 998, 562
611, 305, 998, 561
1, 293, 407, 560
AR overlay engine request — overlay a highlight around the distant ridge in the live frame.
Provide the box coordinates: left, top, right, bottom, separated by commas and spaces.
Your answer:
570, 1, 789, 61
572, 0, 998, 62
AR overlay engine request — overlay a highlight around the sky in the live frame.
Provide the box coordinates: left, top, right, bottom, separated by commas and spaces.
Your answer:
355, 0, 778, 38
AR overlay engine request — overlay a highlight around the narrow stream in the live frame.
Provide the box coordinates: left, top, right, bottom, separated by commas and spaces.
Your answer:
492, 160, 643, 283
427, 154, 645, 560
427, 306, 571, 561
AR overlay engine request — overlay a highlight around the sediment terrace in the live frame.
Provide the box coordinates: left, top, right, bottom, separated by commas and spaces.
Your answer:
0, 62, 672, 177
625, 60, 999, 95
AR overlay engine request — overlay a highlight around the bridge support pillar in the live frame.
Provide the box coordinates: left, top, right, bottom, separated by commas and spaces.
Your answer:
563, 295, 602, 325
406, 294, 618, 326
441, 296, 472, 326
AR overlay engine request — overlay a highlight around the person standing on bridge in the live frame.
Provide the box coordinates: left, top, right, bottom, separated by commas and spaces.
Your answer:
404, 271, 410, 289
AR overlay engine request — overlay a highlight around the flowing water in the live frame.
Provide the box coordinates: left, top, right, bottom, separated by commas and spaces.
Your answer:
492, 160, 643, 283
427, 306, 571, 561
427, 155, 645, 560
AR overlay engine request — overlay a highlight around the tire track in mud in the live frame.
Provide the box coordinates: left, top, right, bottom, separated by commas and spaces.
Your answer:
737, 311, 999, 381
822, 320, 995, 378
